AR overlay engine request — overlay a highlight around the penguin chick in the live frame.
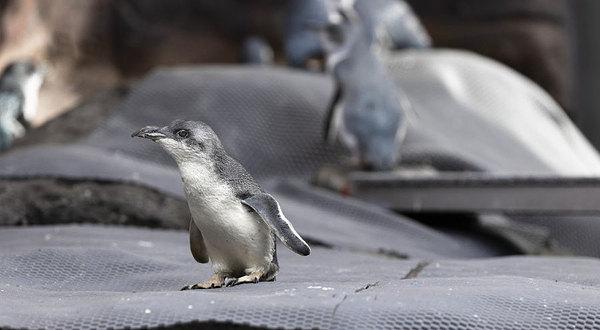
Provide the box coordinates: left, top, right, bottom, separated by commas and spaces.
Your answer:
312, 14, 407, 171
0, 60, 44, 150
132, 120, 310, 289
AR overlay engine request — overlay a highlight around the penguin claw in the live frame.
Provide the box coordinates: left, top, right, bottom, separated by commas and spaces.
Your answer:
181, 273, 261, 290
180, 284, 201, 291
180, 278, 225, 290
232, 275, 260, 286
224, 277, 237, 287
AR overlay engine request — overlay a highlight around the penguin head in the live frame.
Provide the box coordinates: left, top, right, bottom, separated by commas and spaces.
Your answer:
360, 135, 400, 171
132, 120, 224, 165
0, 60, 44, 91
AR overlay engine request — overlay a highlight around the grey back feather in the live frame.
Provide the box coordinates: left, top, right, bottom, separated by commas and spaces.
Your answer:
213, 148, 264, 200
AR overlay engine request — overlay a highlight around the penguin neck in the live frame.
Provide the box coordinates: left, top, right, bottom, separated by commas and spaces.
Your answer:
335, 43, 387, 89
176, 148, 231, 199
178, 160, 223, 200
328, 33, 372, 75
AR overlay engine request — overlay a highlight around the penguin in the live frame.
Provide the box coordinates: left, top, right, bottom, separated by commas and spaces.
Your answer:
0, 60, 44, 150
132, 120, 310, 289
283, 0, 333, 68
354, 0, 431, 50
283, 0, 430, 68
311, 9, 408, 171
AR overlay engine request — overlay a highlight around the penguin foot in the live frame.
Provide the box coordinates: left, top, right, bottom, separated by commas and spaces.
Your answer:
223, 277, 237, 287
224, 271, 263, 287
181, 274, 225, 290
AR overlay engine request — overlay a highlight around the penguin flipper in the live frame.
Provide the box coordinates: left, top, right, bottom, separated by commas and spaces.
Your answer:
242, 193, 311, 256
324, 82, 342, 144
189, 218, 209, 263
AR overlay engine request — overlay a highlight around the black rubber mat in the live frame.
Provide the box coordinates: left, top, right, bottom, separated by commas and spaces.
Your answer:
2, 225, 600, 330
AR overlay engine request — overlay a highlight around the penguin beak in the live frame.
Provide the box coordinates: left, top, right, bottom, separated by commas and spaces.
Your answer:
131, 126, 167, 141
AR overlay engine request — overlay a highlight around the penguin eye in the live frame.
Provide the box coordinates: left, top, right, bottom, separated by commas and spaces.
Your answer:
176, 129, 189, 139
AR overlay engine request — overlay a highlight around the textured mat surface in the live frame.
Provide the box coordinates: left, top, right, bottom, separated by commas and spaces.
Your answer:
2, 226, 600, 330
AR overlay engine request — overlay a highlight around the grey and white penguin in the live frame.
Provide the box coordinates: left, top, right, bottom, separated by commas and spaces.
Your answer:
132, 120, 310, 289
283, 0, 430, 68
0, 60, 44, 150
312, 9, 408, 171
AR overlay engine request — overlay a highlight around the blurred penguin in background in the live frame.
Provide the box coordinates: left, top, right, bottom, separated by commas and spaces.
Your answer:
312, 7, 408, 171
0, 60, 44, 150
241, 36, 275, 65
283, 0, 431, 68
355, 0, 431, 50
283, 0, 333, 68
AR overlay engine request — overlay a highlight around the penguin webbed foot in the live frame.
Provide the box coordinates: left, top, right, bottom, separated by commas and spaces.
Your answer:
180, 271, 266, 290
181, 274, 226, 290
223, 270, 264, 288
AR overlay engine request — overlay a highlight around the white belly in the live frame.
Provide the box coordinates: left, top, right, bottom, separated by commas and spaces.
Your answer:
180, 165, 274, 275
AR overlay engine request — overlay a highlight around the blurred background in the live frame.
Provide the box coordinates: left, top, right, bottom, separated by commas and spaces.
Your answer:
0, 0, 596, 145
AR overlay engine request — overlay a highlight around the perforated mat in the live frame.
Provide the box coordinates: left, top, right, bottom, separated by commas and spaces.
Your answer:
2, 226, 600, 330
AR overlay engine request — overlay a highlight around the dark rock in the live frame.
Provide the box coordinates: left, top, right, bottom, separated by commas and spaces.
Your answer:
0, 178, 190, 229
